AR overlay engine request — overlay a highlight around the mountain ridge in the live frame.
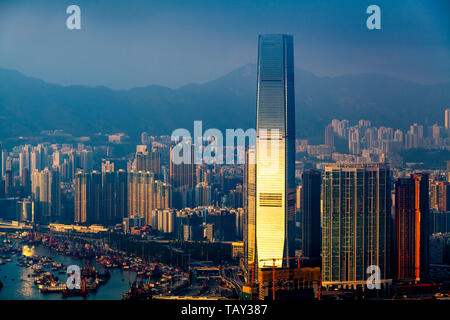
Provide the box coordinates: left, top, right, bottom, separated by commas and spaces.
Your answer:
0, 64, 448, 142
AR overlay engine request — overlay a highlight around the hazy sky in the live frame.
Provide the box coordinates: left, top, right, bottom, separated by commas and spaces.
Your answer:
0, 0, 448, 88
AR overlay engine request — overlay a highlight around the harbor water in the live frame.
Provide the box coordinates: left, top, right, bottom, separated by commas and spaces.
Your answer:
0, 243, 137, 300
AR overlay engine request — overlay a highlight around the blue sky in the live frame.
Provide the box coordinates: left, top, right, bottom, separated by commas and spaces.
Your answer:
0, 0, 448, 88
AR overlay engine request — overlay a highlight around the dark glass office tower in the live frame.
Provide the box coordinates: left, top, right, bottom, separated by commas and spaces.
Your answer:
116, 169, 128, 221
255, 34, 296, 267
301, 169, 321, 260
394, 173, 429, 282
102, 170, 116, 224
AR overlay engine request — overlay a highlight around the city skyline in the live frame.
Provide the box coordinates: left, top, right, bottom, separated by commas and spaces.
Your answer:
0, 5, 449, 302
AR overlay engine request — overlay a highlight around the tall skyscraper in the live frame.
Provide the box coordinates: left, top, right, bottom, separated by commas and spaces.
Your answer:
34, 168, 61, 223
445, 108, 450, 135
1, 149, 7, 177
74, 171, 91, 224
102, 170, 116, 223
169, 143, 195, 189
394, 174, 430, 282
430, 181, 450, 212
4, 170, 13, 196
30, 148, 41, 173
116, 169, 128, 221
301, 169, 321, 260
74, 170, 102, 224
128, 171, 155, 225
136, 149, 161, 178
324, 125, 335, 147
255, 34, 296, 268
19, 148, 30, 179
154, 180, 172, 211
80, 149, 94, 172
322, 163, 392, 288
91, 171, 102, 223
52, 150, 61, 170
127, 170, 172, 226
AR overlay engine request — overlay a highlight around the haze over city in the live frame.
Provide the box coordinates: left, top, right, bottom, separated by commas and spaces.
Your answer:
0, 0, 449, 88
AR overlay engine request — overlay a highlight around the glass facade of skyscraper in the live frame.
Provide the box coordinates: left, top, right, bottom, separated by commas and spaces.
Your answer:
256, 34, 296, 268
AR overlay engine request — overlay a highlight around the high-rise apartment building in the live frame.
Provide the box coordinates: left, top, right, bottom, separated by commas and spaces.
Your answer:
324, 125, 334, 147
74, 170, 101, 224
31, 168, 61, 223
128, 170, 155, 225
169, 143, 195, 189
74, 171, 90, 224
136, 149, 161, 177
128, 170, 171, 226
322, 163, 392, 288
430, 181, 450, 212
394, 174, 430, 282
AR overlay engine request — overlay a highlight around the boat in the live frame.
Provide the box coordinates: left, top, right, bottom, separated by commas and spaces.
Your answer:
39, 283, 67, 294
122, 280, 153, 300
62, 279, 88, 298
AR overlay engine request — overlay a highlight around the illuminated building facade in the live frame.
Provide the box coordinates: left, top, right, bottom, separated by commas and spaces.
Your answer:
255, 34, 296, 268
394, 173, 430, 282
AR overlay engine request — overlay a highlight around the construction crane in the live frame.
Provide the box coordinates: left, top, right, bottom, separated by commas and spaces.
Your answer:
258, 257, 302, 300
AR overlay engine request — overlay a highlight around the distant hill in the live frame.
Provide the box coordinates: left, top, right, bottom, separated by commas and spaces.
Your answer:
0, 64, 448, 142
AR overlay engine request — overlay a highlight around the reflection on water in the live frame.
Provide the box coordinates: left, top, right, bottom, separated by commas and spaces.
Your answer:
18, 267, 34, 298
0, 241, 136, 300
22, 245, 34, 257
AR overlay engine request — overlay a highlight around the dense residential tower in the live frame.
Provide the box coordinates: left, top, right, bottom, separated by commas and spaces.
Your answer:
128, 171, 155, 225
394, 173, 430, 282
169, 143, 195, 189
430, 181, 450, 212
35, 168, 61, 223
255, 34, 296, 268
321, 163, 392, 288
74, 171, 91, 224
